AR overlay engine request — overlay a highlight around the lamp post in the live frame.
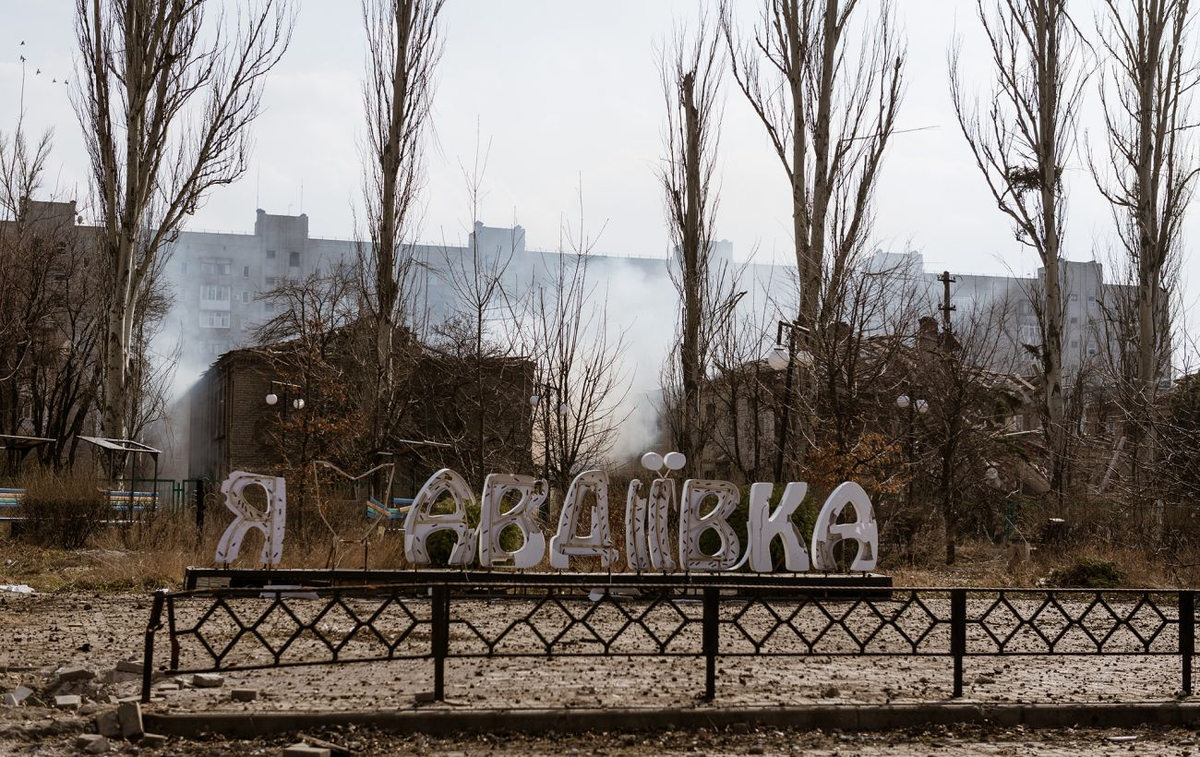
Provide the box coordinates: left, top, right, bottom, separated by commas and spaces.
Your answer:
895, 391, 928, 517
765, 319, 812, 481
265, 380, 305, 414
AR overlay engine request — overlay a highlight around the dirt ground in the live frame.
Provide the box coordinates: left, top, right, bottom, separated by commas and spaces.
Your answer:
2, 587, 1197, 754
3, 719, 1200, 756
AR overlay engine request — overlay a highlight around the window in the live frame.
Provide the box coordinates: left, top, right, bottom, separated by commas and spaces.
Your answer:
243, 265, 250, 278
266, 249, 276, 259
1070, 340, 1078, 349
264, 302, 275, 313
241, 291, 250, 303
1019, 324, 1039, 344
1070, 316, 1078, 325
200, 259, 232, 275
1070, 293, 1079, 302
288, 251, 300, 267
200, 284, 231, 302
181, 262, 189, 274
199, 311, 230, 329
265, 276, 277, 286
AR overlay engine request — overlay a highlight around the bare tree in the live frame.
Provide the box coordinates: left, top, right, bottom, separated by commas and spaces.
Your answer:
359, 0, 444, 452
1091, 0, 1198, 481
659, 18, 726, 476
426, 144, 529, 483
949, 0, 1087, 503
524, 200, 630, 496
0, 126, 103, 471
255, 264, 366, 478
721, 0, 905, 472
74, 0, 293, 450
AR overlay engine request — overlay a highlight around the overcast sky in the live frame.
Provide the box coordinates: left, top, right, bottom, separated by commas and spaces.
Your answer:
3, 1, 1199, 330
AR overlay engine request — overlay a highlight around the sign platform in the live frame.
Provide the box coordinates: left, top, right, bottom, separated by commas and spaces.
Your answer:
183, 566, 893, 596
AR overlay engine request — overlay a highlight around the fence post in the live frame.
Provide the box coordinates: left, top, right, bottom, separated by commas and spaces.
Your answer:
432, 585, 449, 701
194, 479, 206, 531
702, 587, 719, 701
1181, 591, 1195, 696
950, 589, 966, 698
140, 590, 167, 704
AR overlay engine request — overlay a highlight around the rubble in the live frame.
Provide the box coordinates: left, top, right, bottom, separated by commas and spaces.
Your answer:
282, 743, 332, 757
3, 685, 34, 706
231, 688, 258, 702
192, 673, 224, 688
53, 694, 81, 709
117, 699, 144, 739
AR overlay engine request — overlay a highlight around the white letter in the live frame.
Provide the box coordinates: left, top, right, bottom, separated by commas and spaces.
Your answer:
646, 477, 677, 571
746, 482, 810, 573
811, 482, 878, 572
215, 471, 287, 566
404, 468, 477, 566
478, 474, 546, 568
550, 470, 618, 569
624, 479, 651, 571
678, 479, 741, 571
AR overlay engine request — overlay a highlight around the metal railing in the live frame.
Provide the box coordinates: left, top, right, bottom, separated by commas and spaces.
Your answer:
140, 579, 1196, 704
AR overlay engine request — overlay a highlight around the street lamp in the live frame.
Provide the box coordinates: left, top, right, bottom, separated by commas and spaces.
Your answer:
265, 380, 304, 414
764, 319, 812, 480
897, 389, 928, 520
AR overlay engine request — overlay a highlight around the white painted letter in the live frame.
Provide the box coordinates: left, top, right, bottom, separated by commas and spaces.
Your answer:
624, 479, 651, 571
404, 468, 477, 566
550, 470, 618, 569
215, 471, 287, 566
678, 479, 741, 571
478, 474, 546, 568
645, 477, 677, 571
746, 482, 810, 573
811, 482, 878, 572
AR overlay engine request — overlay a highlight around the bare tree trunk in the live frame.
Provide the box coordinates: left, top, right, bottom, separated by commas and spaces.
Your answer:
360, 0, 443, 454
1092, 0, 1197, 485
723, 0, 905, 474
74, 0, 293, 447
949, 0, 1085, 507
660, 20, 724, 476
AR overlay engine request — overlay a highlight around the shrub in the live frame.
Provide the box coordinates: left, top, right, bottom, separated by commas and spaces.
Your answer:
18, 469, 108, 549
1048, 558, 1124, 589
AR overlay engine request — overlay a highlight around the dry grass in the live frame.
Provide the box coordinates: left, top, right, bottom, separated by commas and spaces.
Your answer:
4, 489, 1200, 593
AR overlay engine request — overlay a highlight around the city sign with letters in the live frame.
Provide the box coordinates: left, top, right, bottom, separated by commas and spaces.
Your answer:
214, 451, 878, 573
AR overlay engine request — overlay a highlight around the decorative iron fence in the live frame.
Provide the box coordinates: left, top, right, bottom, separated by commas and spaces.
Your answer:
139, 580, 1196, 704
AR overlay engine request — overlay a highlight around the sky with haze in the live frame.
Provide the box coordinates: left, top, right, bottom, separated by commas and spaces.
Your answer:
2, 0, 1199, 348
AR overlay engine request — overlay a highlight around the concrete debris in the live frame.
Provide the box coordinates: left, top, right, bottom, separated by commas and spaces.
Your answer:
53, 694, 81, 710
192, 673, 225, 688
76, 734, 109, 753
3, 685, 33, 706
95, 710, 121, 738
282, 743, 332, 757
141, 732, 168, 747
117, 699, 144, 739
0, 584, 34, 594
54, 665, 95, 683
115, 660, 143, 675
231, 688, 258, 702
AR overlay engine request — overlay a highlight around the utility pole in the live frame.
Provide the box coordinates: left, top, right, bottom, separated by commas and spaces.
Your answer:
936, 269, 958, 564
938, 270, 956, 335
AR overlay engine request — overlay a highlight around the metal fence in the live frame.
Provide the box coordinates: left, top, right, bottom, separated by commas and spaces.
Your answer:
139, 579, 1196, 704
